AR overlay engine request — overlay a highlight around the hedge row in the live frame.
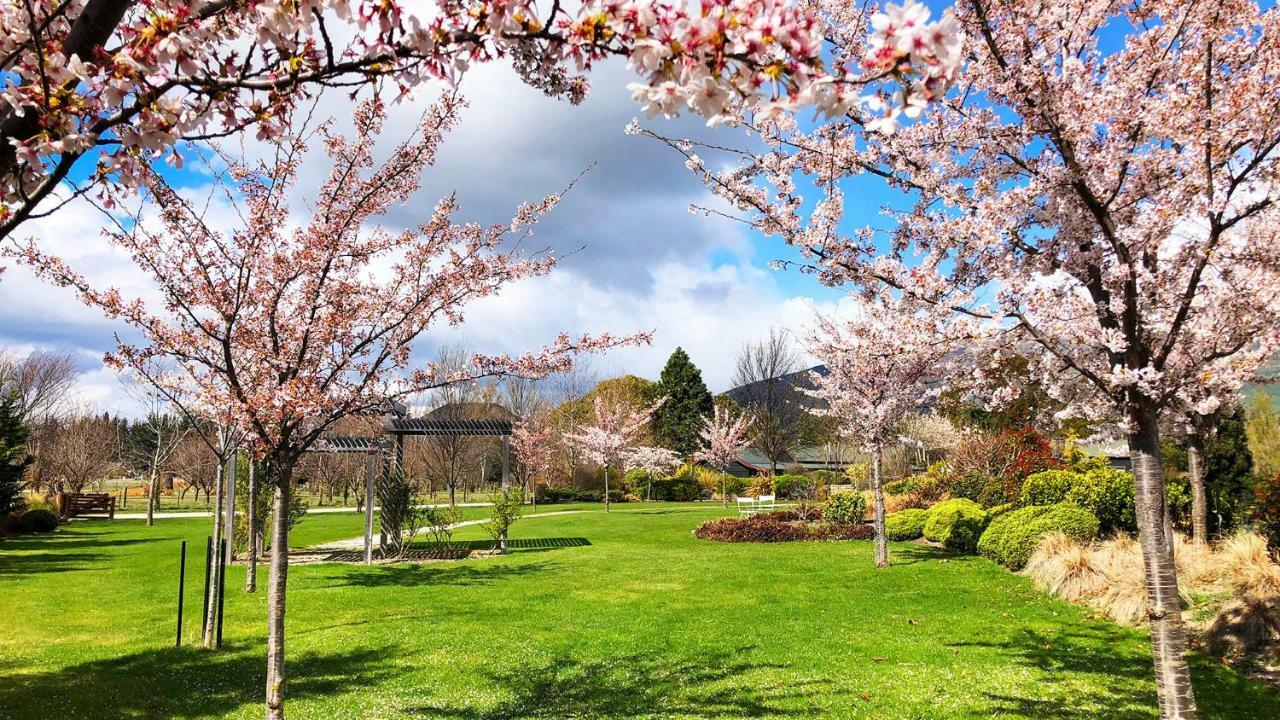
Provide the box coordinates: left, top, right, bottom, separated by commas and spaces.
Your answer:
884, 498, 1101, 568
693, 512, 874, 543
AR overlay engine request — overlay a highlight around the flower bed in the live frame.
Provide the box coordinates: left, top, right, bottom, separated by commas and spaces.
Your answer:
693, 511, 873, 543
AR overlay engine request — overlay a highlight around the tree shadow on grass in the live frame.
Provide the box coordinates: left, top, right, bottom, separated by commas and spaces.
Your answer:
409, 646, 830, 719
0, 643, 396, 720
0, 533, 152, 575
889, 543, 954, 565
317, 559, 561, 589
950, 625, 1280, 719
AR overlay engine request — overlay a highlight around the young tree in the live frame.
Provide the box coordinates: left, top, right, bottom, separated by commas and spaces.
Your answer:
651, 347, 713, 455
124, 401, 190, 526
0, 390, 33, 513
692, 403, 752, 507
13, 95, 640, 720
731, 329, 811, 474
1246, 393, 1280, 483
622, 444, 682, 499
647, 1, 1280, 713
565, 395, 658, 512
511, 415, 556, 512
806, 297, 959, 568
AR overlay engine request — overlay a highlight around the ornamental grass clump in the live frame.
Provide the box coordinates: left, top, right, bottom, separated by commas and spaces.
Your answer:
1023, 532, 1108, 604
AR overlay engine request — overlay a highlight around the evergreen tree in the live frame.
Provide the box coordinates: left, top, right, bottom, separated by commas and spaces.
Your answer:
652, 348, 713, 455
1205, 406, 1255, 536
1247, 393, 1280, 481
0, 390, 33, 514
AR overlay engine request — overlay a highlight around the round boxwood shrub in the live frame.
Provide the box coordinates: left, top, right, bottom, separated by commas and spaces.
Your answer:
885, 508, 930, 540
1064, 468, 1135, 532
823, 492, 867, 526
978, 503, 1100, 569
19, 509, 59, 533
1020, 469, 1082, 505
923, 498, 987, 552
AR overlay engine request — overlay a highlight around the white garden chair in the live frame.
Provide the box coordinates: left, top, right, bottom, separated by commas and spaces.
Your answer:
757, 494, 776, 513
736, 496, 757, 516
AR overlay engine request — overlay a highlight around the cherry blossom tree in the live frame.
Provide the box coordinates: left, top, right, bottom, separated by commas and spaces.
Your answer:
511, 414, 556, 512
692, 403, 751, 507
806, 296, 960, 568
0, 0, 963, 240
644, 1, 1280, 715
565, 395, 657, 512
11, 93, 643, 720
622, 443, 681, 499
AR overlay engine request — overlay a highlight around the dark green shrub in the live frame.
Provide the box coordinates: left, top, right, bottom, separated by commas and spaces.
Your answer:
823, 492, 867, 526
808, 470, 843, 486
649, 474, 702, 502
885, 508, 929, 540
1020, 470, 1082, 505
978, 503, 1100, 569
19, 509, 59, 533
773, 474, 816, 500
538, 486, 602, 503
1065, 468, 1135, 532
949, 473, 988, 503
922, 498, 986, 552
0, 510, 24, 537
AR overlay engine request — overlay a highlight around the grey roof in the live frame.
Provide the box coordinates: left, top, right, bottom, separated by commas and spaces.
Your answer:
384, 417, 513, 436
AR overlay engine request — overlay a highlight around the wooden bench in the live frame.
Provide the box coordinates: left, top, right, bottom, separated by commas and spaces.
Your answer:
56, 493, 117, 520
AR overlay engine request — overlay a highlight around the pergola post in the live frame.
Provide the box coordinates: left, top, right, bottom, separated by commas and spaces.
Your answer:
364, 451, 377, 565
501, 435, 510, 491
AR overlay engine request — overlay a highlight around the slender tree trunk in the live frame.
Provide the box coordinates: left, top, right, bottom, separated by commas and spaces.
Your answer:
146, 473, 156, 526
203, 463, 225, 647
872, 445, 888, 569
1187, 436, 1208, 545
604, 466, 610, 513
264, 465, 293, 720
246, 460, 258, 593
1129, 405, 1198, 720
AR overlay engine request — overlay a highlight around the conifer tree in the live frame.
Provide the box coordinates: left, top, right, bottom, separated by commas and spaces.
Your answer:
652, 348, 713, 456
0, 391, 33, 514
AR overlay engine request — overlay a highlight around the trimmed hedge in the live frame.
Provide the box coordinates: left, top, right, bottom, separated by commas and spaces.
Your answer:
648, 474, 703, 502
922, 498, 987, 553
1020, 468, 1135, 532
885, 508, 929, 540
1020, 470, 1081, 505
538, 487, 626, 504
823, 492, 867, 526
978, 503, 1100, 569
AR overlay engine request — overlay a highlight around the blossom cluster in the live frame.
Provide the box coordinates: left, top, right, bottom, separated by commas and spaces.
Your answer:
0, 0, 964, 236
691, 404, 751, 471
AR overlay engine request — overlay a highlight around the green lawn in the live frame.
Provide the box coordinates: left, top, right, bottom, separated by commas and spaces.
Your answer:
1, 504, 1277, 719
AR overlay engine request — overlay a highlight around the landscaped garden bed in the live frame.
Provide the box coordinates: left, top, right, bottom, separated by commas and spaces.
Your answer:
693, 510, 874, 543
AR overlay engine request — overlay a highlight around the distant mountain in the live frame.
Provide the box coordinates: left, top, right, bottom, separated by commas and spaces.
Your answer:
1245, 355, 1280, 406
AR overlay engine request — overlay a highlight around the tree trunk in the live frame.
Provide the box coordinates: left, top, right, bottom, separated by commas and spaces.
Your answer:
1129, 405, 1198, 719
146, 473, 156, 526
264, 465, 293, 720
246, 460, 258, 593
604, 466, 610, 513
721, 476, 727, 508
1187, 436, 1208, 545
872, 446, 888, 569
203, 463, 225, 648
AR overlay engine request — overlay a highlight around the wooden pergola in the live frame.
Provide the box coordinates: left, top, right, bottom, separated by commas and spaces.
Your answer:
312, 416, 513, 564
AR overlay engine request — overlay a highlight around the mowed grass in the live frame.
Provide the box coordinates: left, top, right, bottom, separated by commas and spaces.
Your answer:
1, 505, 1277, 719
